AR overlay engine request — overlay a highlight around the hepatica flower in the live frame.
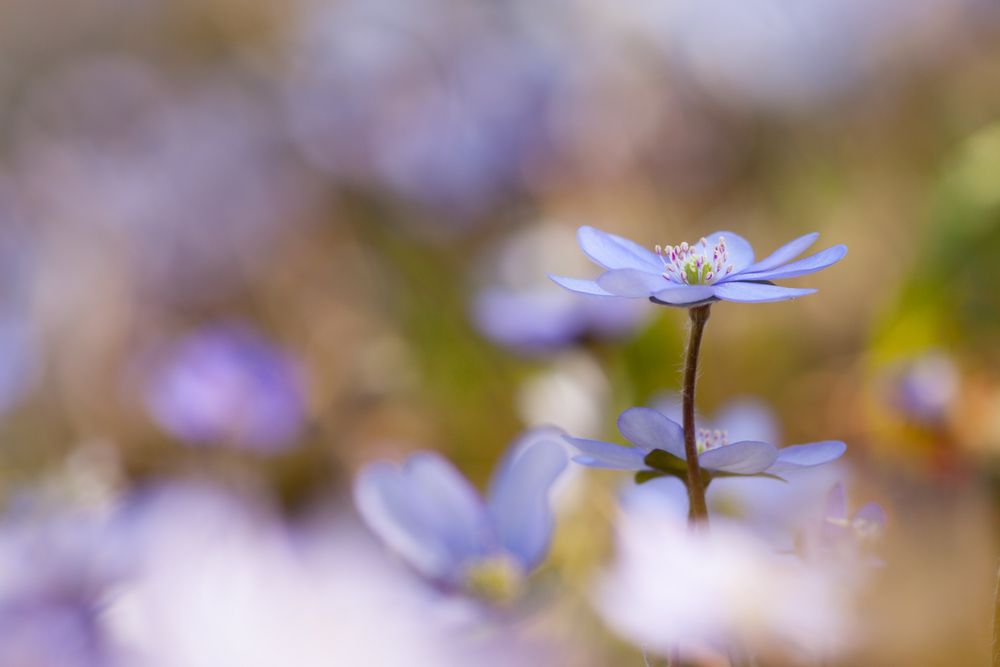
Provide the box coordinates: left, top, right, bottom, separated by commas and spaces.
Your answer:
815, 483, 886, 563
595, 502, 854, 661
565, 407, 845, 485
142, 323, 308, 454
550, 226, 846, 305
354, 429, 567, 602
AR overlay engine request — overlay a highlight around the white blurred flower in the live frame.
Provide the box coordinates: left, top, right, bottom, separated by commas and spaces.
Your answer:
594, 503, 856, 662
108, 484, 543, 667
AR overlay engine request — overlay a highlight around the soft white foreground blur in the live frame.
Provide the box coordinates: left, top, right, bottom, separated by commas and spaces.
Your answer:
594, 493, 860, 664
106, 484, 544, 667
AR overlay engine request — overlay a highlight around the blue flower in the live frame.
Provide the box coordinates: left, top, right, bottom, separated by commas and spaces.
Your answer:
473, 224, 648, 353
821, 483, 886, 551
565, 407, 845, 483
549, 226, 846, 305
141, 323, 308, 454
354, 429, 568, 600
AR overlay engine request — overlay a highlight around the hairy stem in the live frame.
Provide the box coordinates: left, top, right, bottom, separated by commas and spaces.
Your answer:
683, 304, 711, 524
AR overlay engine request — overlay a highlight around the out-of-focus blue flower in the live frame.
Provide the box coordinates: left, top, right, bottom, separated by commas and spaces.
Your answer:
564, 406, 845, 482
816, 483, 886, 563
550, 226, 846, 306
0, 510, 122, 667
141, 324, 308, 454
473, 224, 647, 352
13, 57, 319, 304
285, 0, 554, 225
884, 351, 959, 425
628, 0, 962, 114
354, 429, 567, 600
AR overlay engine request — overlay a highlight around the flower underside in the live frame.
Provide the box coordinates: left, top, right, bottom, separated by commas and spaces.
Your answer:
656, 236, 734, 286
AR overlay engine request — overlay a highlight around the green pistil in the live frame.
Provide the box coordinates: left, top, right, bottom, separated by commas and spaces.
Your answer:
683, 258, 710, 285
463, 555, 524, 603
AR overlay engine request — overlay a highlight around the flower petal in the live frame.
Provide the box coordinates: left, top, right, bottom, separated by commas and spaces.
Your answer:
854, 502, 887, 532
488, 440, 568, 569
825, 483, 848, 521
617, 407, 685, 457
698, 441, 778, 474
704, 230, 755, 273
578, 226, 662, 272
565, 436, 647, 470
767, 441, 847, 474
548, 274, 614, 296
597, 269, 665, 297
734, 245, 847, 282
712, 282, 817, 303
354, 455, 491, 581
651, 285, 717, 305
740, 232, 819, 274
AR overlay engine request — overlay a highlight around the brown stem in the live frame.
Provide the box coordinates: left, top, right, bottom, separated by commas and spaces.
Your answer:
683, 304, 711, 524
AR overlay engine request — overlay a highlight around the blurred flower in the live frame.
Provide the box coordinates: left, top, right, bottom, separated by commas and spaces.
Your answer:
109, 483, 540, 666
811, 482, 886, 565
884, 351, 959, 426
0, 314, 37, 418
565, 406, 845, 482
473, 224, 647, 352
354, 429, 567, 601
141, 323, 308, 454
550, 226, 846, 306
656, 395, 849, 544
0, 191, 40, 417
617, 0, 975, 114
0, 508, 123, 667
594, 498, 856, 661
516, 351, 610, 438
284, 0, 554, 224
13, 56, 318, 303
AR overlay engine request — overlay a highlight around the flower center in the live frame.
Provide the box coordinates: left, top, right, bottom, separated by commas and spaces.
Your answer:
696, 428, 728, 454
655, 236, 734, 285
462, 554, 524, 603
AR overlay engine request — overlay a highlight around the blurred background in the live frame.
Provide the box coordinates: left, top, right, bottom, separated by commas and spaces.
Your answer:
1, 0, 1000, 664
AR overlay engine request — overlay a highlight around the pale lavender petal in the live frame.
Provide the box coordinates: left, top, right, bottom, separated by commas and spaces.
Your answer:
854, 502, 887, 531
824, 483, 848, 521
735, 245, 847, 282
488, 440, 568, 569
405, 454, 494, 559
822, 483, 850, 542
490, 426, 567, 485
473, 288, 582, 350
698, 441, 778, 474
617, 407, 685, 457
704, 230, 755, 273
354, 460, 478, 581
740, 233, 819, 274
565, 437, 647, 469
578, 226, 662, 272
548, 274, 614, 296
597, 269, 665, 297
712, 282, 817, 303
767, 441, 847, 474
651, 285, 717, 305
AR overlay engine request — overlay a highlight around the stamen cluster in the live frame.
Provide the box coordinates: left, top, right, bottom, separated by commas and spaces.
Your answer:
655, 237, 734, 285
696, 427, 728, 454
